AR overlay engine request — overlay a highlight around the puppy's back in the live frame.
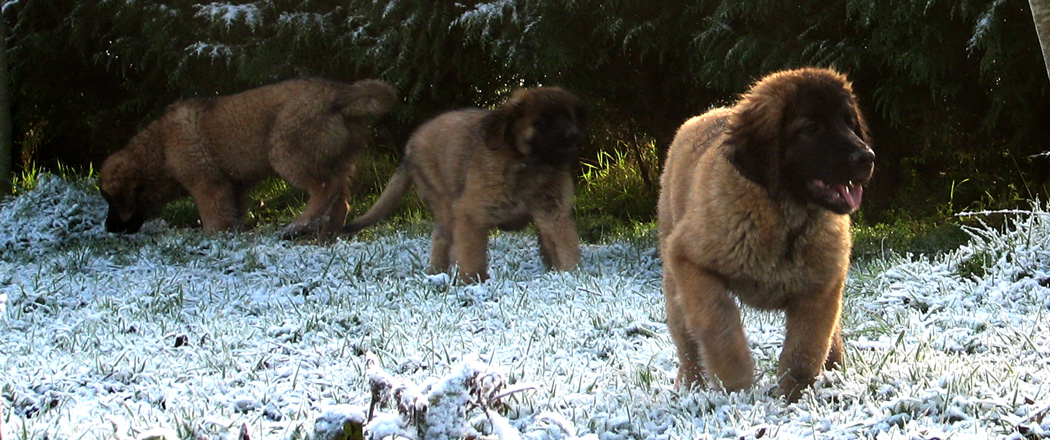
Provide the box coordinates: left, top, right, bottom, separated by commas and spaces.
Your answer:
658, 108, 732, 243
403, 110, 489, 196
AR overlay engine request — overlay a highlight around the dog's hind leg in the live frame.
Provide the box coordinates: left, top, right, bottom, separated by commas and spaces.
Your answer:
317, 185, 350, 240
423, 201, 453, 274
449, 211, 490, 283
428, 224, 453, 275
281, 176, 349, 240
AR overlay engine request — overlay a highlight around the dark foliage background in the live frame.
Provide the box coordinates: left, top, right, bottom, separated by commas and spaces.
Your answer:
5, 0, 1049, 223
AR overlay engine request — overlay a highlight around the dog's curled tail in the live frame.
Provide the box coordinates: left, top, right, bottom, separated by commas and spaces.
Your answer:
339, 79, 398, 118
344, 164, 411, 235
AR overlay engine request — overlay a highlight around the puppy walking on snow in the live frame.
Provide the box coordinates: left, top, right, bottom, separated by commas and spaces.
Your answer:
345, 87, 588, 284
658, 67, 875, 402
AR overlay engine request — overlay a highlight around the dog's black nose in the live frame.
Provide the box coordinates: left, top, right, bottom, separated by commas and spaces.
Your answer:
850, 148, 875, 168
106, 211, 145, 234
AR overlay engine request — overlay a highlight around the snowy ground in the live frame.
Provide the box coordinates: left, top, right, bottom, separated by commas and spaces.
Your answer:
2, 175, 1050, 440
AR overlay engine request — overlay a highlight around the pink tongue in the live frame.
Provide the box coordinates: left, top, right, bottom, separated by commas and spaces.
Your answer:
834, 184, 863, 210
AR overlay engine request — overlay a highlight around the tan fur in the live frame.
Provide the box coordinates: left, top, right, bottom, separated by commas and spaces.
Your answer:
658, 68, 874, 402
346, 87, 588, 283
99, 78, 396, 240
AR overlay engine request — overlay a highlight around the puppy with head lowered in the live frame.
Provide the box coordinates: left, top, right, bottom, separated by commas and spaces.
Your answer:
345, 87, 588, 283
99, 78, 396, 240
658, 67, 875, 402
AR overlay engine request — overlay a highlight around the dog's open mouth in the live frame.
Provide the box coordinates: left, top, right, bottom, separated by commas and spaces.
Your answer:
807, 179, 864, 213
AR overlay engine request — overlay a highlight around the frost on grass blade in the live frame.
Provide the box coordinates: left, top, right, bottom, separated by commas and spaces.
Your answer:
108, 416, 178, 440
0, 173, 106, 256
365, 353, 520, 439
484, 408, 522, 440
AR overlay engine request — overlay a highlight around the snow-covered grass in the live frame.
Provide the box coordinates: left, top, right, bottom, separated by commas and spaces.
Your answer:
2, 175, 1050, 439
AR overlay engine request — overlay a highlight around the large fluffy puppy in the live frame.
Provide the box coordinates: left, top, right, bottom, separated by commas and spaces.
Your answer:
99, 78, 397, 239
658, 67, 875, 402
345, 87, 588, 283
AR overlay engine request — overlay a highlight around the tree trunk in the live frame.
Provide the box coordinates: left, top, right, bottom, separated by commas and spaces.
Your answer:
0, 17, 12, 197
1032, 0, 1050, 83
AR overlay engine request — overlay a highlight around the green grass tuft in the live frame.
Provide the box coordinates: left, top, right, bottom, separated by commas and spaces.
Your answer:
576, 141, 660, 242
851, 217, 969, 262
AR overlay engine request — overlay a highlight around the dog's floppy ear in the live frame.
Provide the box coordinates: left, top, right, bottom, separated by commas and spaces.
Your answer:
482, 89, 528, 151
727, 85, 788, 190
